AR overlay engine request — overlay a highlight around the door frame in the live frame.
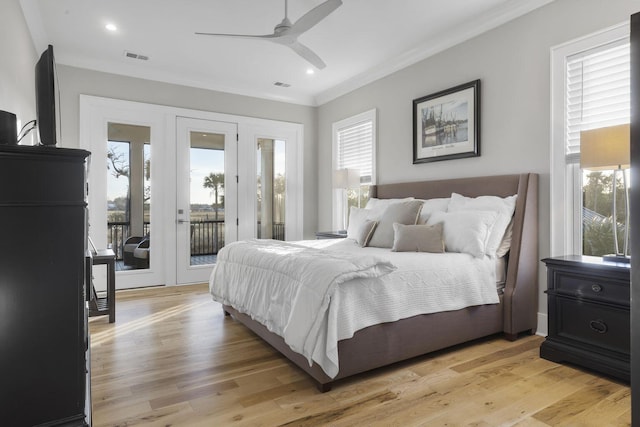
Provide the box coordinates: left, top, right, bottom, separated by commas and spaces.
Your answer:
80, 95, 304, 287
239, 122, 304, 241
175, 117, 238, 284
80, 96, 168, 290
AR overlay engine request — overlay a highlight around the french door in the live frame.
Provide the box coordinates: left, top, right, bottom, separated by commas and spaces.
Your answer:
82, 95, 303, 288
176, 117, 238, 284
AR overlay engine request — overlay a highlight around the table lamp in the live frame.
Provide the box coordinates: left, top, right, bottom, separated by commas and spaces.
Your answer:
334, 168, 360, 232
580, 124, 630, 263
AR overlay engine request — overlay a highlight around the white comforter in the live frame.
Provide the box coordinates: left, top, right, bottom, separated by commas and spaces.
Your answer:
209, 238, 500, 378
209, 239, 396, 376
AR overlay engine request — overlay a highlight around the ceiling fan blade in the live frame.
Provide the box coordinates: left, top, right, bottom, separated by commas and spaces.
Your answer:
288, 41, 326, 69
289, 0, 342, 36
195, 31, 278, 40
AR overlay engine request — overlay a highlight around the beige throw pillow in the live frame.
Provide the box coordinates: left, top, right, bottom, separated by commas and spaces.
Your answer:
391, 223, 445, 253
367, 200, 423, 248
356, 220, 378, 247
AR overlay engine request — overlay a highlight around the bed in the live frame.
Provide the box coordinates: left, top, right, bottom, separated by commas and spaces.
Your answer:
211, 173, 538, 392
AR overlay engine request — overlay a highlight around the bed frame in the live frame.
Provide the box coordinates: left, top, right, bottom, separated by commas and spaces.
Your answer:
223, 173, 539, 392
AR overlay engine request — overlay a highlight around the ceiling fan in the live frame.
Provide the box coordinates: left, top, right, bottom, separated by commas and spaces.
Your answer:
196, 0, 342, 70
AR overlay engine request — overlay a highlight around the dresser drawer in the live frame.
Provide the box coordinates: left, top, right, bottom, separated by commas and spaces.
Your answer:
552, 296, 630, 356
552, 269, 629, 306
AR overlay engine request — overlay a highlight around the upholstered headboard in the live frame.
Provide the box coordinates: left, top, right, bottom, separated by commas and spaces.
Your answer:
371, 173, 539, 335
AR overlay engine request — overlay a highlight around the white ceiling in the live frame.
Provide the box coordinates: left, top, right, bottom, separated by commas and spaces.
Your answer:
20, 0, 553, 106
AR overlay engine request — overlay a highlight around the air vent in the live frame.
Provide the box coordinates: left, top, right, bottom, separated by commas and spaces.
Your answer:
124, 51, 149, 61
274, 81, 291, 88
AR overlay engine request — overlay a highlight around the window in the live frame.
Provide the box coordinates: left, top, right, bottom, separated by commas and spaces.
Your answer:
332, 109, 376, 230
551, 23, 630, 257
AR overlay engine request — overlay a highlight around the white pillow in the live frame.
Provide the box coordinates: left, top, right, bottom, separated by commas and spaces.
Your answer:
447, 192, 517, 257
416, 197, 450, 224
426, 210, 498, 258
496, 219, 514, 257
346, 207, 375, 239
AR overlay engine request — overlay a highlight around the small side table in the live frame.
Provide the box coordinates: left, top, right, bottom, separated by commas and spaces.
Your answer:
315, 231, 348, 239
88, 249, 116, 323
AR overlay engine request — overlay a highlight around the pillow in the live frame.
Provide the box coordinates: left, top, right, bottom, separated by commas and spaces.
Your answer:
391, 223, 445, 253
426, 210, 498, 258
355, 220, 378, 247
416, 197, 450, 224
447, 192, 517, 257
367, 200, 423, 248
496, 219, 514, 257
346, 207, 374, 239
364, 197, 415, 218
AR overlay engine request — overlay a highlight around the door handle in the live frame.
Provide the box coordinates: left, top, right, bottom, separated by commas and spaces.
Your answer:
177, 219, 188, 224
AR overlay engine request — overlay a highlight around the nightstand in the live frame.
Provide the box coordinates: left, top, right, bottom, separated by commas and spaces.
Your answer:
541, 255, 630, 382
315, 231, 348, 239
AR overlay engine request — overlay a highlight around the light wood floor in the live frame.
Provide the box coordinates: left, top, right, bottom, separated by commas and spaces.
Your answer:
89, 283, 631, 426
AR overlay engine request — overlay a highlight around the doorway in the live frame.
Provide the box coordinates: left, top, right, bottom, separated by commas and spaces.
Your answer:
81, 95, 303, 288
176, 117, 238, 284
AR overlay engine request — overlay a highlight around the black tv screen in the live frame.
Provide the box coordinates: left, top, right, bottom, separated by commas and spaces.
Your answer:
35, 44, 57, 146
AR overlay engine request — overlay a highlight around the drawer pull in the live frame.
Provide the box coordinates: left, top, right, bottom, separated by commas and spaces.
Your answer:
591, 284, 603, 293
589, 319, 608, 334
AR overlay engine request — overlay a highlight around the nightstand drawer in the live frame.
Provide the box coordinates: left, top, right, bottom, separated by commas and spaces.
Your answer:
553, 296, 630, 356
553, 270, 629, 306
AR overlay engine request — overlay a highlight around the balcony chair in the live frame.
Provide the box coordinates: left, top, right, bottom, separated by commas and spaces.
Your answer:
133, 238, 150, 269
123, 235, 148, 266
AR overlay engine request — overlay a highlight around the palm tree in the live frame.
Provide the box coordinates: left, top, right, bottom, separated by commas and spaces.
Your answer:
203, 172, 224, 221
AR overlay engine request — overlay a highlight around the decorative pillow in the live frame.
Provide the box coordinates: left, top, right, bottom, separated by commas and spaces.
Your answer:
447, 192, 517, 257
356, 220, 378, 247
416, 197, 450, 224
426, 210, 498, 258
346, 207, 374, 239
391, 223, 445, 253
367, 200, 423, 248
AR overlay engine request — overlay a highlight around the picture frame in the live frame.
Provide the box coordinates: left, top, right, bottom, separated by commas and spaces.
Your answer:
413, 80, 480, 164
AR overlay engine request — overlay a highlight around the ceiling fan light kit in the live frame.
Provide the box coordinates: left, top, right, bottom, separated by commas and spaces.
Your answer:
196, 0, 342, 70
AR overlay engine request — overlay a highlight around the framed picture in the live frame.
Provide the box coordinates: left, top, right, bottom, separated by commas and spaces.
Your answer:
413, 80, 480, 164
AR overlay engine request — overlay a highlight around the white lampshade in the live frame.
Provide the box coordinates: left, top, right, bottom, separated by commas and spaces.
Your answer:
334, 168, 360, 189
580, 124, 630, 170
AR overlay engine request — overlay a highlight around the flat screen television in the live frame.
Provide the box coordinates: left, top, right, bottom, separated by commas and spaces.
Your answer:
35, 44, 59, 146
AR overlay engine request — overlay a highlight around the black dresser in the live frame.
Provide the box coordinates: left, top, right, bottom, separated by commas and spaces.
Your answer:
541, 255, 630, 382
0, 145, 91, 425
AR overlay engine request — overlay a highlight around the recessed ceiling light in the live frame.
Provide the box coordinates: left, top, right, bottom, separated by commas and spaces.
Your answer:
306, 68, 315, 75
105, 23, 118, 32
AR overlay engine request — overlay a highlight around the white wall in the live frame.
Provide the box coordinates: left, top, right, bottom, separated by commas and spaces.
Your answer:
0, 0, 38, 136
56, 65, 319, 239
317, 0, 640, 333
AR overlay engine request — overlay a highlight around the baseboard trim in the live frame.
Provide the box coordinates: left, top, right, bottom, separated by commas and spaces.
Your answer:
536, 312, 548, 337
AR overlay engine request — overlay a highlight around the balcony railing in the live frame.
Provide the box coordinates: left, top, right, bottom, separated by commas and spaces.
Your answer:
107, 220, 284, 261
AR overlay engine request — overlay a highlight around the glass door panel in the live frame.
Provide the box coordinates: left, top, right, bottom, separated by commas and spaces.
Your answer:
106, 122, 151, 272
190, 136, 225, 265
257, 139, 286, 240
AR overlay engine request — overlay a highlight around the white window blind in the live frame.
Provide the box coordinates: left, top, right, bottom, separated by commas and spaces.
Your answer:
336, 119, 373, 185
566, 39, 630, 161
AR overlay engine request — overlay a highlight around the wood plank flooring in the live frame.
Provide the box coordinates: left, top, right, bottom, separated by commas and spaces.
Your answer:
89, 283, 631, 426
